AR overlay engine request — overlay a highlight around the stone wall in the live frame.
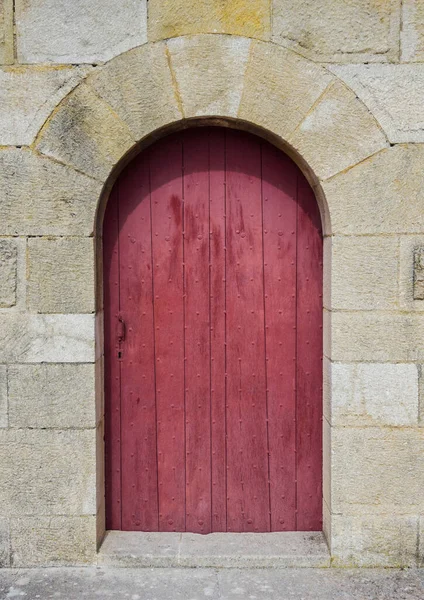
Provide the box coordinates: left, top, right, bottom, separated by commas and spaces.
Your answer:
0, 0, 423, 568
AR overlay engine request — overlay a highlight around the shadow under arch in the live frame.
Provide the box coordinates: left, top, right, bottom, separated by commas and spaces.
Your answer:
94, 117, 331, 248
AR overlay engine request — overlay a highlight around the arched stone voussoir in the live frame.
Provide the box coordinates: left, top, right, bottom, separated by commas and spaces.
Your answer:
87, 41, 183, 141
238, 41, 333, 147
166, 34, 252, 119
239, 40, 388, 181
36, 83, 136, 181
288, 80, 389, 181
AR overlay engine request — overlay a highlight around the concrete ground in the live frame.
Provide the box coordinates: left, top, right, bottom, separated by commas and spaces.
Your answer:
0, 567, 423, 600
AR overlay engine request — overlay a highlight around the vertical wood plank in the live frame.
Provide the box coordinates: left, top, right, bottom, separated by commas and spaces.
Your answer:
103, 186, 122, 530
209, 129, 227, 532
225, 130, 270, 533
183, 129, 212, 533
118, 154, 159, 531
150, 135, 186, 532
296, 173, 323, 531
261, 145, 298, 532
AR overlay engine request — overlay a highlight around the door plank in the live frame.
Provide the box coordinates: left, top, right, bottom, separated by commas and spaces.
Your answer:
104, 186, 122, 530
296, 173, 323, 531
183, 129, 212, 533
209, 129, 227, 532
118, 155, 159, 531
225, 130, 270, 533
261, 145, 298, 531
150, 136, 186, 532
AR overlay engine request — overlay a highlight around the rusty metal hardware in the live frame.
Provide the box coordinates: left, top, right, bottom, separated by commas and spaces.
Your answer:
116, 314, 126, 344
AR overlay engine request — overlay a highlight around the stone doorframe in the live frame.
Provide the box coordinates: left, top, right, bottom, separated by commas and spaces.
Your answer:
31, 34, 395, 565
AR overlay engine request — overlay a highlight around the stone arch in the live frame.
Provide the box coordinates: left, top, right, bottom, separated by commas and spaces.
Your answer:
31, 34, 389, 554
33, 34, 389, 237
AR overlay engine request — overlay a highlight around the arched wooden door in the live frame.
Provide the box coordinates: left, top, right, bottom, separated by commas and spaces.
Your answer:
104, 127, 323, 533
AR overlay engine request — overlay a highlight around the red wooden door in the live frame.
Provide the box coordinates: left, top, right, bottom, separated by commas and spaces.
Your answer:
104, 128, 323, 533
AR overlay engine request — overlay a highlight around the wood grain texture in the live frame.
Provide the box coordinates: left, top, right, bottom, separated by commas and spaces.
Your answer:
183, 130, 212, 533
296, 173, 323, 531
150, 136, 186, 532
262, 146, 298, 532
104, 127, 323, 533
118, 156, 158, 531
104, 186, 121, 530
209, 129, 227, 532
225, 131, 269, 532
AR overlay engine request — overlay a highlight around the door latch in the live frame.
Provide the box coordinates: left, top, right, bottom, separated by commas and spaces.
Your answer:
116, 314, 126, 344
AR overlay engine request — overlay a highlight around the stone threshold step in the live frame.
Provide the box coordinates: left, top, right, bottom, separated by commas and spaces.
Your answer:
98, 531, 330, 568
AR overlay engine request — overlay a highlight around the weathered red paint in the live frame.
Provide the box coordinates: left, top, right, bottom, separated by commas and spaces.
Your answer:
104, 127, 323, 533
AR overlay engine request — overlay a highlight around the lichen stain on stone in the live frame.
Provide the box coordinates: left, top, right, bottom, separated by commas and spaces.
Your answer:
36, 83, 135, 180
218, 1, 269, 37
3, 64, 73, 74
150, 0, 270, 41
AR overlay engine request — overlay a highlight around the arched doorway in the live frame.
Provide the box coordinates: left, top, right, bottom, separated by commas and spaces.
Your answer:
103, 127, 323, 534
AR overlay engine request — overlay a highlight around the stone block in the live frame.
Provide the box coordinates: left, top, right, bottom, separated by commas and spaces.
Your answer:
331, 514, 418, 567
419, 366, 424, 426
96, 499, 106, 547
0, 518, 10, 567
0, 366, 6, 428
27, 237, 94, 313
399, 236, 424, 312
0, 2, 5, 63
148, 0, 270, 42
177, 532, 330, 568
0, 313, 95, 363
0, 239, 17, 307
167, 35, 250, 118
98, 531, 181, 567
330, 362, 419, 426
239, 41, 333, 141
3, 237, 26, 311
37, 84, 135, 180
323, 417, 331, 507
331, 427, 424, 514
328, 236, 398, 310
0, 148, 102, 236
0, 0, 13, 64
414, 247, 424, 300
16, 0, 147, 64
328, 311, 424, 362
0, 66, 91, 146
99, 530, 330, 568
88, 42, 182, 141
0, 429, 96, 516
401, 0, 424, 62
330, 65, 424, 144
8, 364, 96, 428
289, 81, 387, 180
95, 356, 104, 425
323, 356, 331, 423
272, 0, 400, 63
322, 237, 332, 313
322, 145, 424, 235
323, 500, 331, 546
11, 516, 97, 567
96, 420, 104, 512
